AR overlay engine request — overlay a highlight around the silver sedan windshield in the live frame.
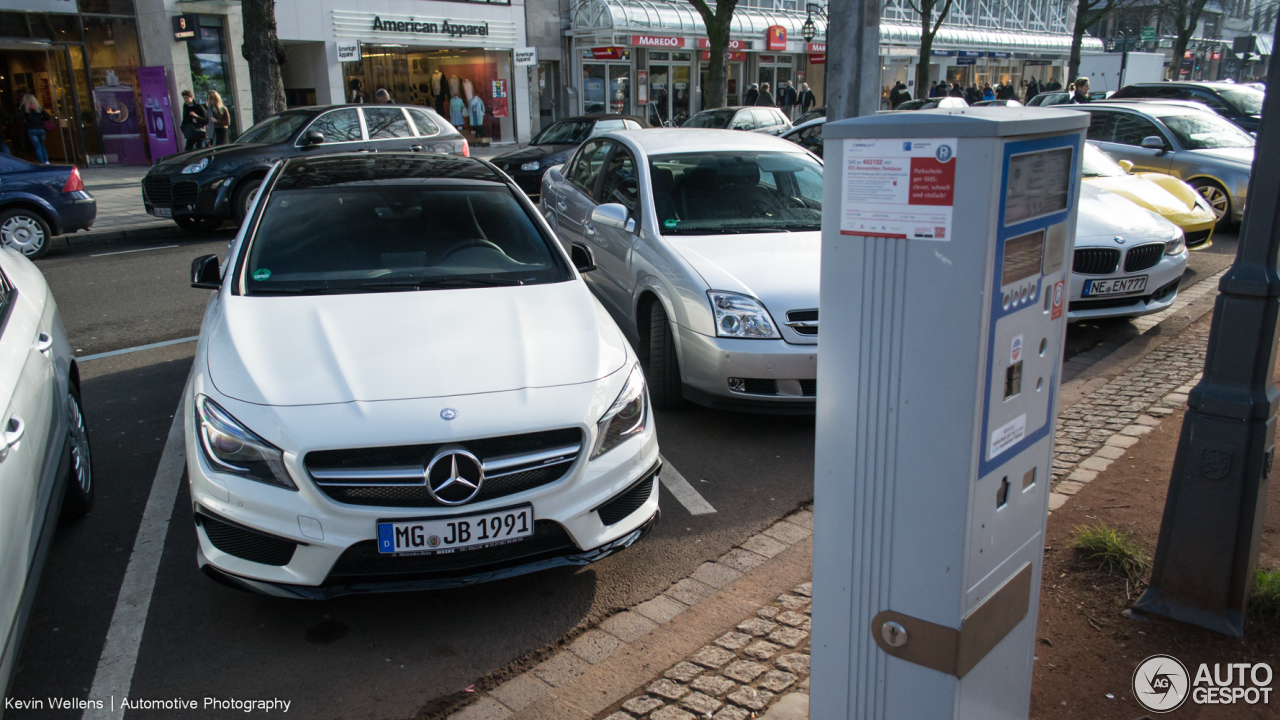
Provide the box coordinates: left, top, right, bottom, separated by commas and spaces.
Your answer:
1161, 112, 1255, 150
649, 151, 823, 234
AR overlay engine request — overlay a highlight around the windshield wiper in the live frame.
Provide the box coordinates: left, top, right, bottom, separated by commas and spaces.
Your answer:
353, 276, 526, 291
250, 286, 347, 295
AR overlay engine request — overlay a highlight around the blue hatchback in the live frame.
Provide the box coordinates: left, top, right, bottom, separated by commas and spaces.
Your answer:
0, 154, 96, 258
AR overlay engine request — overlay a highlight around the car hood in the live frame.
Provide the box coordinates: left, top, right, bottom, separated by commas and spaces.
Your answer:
1187, 146, 1254, 166
1075, 184, 1180, 244
1083, 174, 1214, 228
206, 281, 629, 406
663, 232, 820, 320
492, 144, 576, 165
153, 142, 276, 171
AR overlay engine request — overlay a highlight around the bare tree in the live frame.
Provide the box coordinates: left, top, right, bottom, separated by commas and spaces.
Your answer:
1159, 0, 1213, 78
688, 0, 742, 109
1067, 0, 1131, 81
906, 0, 956, 99
241, 0, 288, 123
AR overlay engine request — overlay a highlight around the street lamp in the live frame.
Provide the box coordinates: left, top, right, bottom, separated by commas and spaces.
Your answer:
1114, 26, 1137, 88
802, 2, 825, 43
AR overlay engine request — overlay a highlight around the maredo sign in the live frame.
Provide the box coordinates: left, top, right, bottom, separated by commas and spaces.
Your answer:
766, 25, 787, 51
591, 46, 626, 59
631, 35, 684, 47
697, 38, 747, 50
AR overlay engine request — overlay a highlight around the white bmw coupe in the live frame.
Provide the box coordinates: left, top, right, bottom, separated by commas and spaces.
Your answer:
184, 153, 659, 598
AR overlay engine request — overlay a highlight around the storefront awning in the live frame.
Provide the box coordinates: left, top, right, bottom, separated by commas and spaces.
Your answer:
571, 0, 1101, 55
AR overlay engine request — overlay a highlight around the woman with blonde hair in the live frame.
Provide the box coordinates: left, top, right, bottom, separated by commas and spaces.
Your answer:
19, 94, 49, 164
207, 89, 231, 146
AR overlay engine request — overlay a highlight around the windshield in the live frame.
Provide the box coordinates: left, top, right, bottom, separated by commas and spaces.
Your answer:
236, 114, 308, 144
1082, 143, 1126, 177
1161, 112, 1256, 150
683, 109, 736, 128
649, 151, 823, 235
1216, 86, 1264, 115
243, 185, 568, 295
532, 119, 593, 145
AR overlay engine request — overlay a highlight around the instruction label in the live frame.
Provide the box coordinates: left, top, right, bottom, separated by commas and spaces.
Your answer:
989, 413, 1027, 460
840, 138, 957, 241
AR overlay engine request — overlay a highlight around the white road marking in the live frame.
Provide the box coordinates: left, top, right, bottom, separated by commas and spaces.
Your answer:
78, 336, 198, 362
658, 455, 716, 516
90, 245, 179, 257
83, 398, 187, 720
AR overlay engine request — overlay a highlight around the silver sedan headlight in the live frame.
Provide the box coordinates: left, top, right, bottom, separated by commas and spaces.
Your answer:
195, 395, 296, 490
591, 365, 647, 459
708, 291, 781, 339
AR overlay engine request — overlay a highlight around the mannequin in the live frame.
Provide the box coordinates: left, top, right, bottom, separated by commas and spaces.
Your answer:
468, 93, 485, 138
448, 75, 460, 100
449, 90, 464, 127
462, 77, 475, 103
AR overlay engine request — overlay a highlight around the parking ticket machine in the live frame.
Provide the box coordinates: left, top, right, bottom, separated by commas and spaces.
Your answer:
811, 108, 1089, 719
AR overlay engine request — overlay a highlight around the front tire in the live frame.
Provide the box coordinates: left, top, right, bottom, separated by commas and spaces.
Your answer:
646, 304, 685, 409
61, 386, 93, 518
233, 179, 263, 224
1191, 179, 1231, 223
0, 208, 51, 258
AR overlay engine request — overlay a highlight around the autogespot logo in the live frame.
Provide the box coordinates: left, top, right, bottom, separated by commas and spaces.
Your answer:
1134, 654, 1190, 713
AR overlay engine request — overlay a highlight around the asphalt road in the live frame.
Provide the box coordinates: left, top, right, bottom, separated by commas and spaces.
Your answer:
4, 225, 1238, 719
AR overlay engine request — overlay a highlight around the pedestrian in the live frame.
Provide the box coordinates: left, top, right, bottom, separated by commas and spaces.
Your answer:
349, 78, 365, 104
928, 80, 939, 98
179, 89, 207, 152
744, 82, 759, 106
948, 82, 963, 98
1025, 78, 1040, 104
1068, 76, 1092, 104
19, 94, 50, 164
965, 84, 982, 104
890, 81, 912, 108
207, 89, 231, 146
756, 82, 775, 107
779, 80, 797, 119
0, 106, 11, 156
375, 88, 392, 103
983, 84, 995, 101
798, 82, 816, 113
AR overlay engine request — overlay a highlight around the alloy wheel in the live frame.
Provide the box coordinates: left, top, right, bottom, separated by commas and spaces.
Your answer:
68, 392, 91, 496
1, 214, 46, 255
1196, 184, 1230, 222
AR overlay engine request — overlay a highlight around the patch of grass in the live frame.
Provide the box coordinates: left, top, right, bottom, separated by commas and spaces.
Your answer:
1251, 569, 1280, 624
1071, 524, 1150, 585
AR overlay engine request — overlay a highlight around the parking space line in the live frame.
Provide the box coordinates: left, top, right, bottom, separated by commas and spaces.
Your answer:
90, 245, 179, 258
658, 455, 716, 516
83, 397, 187, 720
78, 336, 198, 363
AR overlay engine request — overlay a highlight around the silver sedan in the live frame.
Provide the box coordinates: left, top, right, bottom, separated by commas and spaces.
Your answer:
539, 129, 821, 412
1069, 100, 1254, 223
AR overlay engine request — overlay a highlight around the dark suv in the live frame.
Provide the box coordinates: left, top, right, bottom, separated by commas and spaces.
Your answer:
1110, 82, 1263, 133
142, 104, 466, 232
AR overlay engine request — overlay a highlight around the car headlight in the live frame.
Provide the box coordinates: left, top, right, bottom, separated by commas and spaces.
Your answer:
521, 160, 541, 171
1165, 230, 1186, 255
591, 365, 647, 459
709, 291, 781, 339
195, 395, 296, 490
182, 157, 210, 174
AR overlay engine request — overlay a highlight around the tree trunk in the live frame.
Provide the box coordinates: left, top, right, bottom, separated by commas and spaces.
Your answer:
704, 21, 730, 109
916, 5, 934, 99
1068, 5, 1090, 82
241, 0, 287, 123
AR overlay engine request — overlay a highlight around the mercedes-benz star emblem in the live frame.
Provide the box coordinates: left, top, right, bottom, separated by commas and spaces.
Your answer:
425, 450, 484, 505
440, 408, 458, 421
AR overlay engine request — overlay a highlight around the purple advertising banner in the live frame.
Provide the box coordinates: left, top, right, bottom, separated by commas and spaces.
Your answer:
138, 66, 178, 162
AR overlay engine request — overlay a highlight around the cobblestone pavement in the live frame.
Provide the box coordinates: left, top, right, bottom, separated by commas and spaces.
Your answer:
600, 585, 812, 720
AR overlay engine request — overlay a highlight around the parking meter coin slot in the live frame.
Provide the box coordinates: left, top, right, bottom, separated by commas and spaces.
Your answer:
1004, 361, 1023, 400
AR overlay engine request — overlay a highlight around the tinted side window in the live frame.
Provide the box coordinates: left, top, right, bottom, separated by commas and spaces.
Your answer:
796, 125, 823, 154
569, 140, 610, 196
1112, 114, 1163, 146
624, 120, 642, 130
1188, 89, 1230, 113
407, 108, 441, 136
773, 110, 789, 126
1084, 111, 1116, 141
305, 108, 362, 143
731, 111, 754, 130
363, 107, 414, 139
751, 109, 776, 127
598, 146, 639, 214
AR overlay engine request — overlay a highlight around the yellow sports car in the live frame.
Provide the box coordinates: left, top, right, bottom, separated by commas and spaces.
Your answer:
1082, 142, 1216, 249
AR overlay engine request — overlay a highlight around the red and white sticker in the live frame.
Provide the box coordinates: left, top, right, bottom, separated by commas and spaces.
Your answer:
1010, 334, 1023, 363
1051, 280, 1065, 320
840, 138, 957, 241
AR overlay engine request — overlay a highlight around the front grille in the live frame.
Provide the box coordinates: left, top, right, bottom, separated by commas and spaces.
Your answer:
786, 309, 818, 336
597, 471, 656, 526
1124, 243, 1165, 273
742, 378, 778, 396
306, 428, 582, 508
1073, 248, 1121, 275
326, 520, 575, 582
173, 181, 199, 206
143, 175, 172, 206
199, 513, 298, 566
1184, 229, 1211, 248
799, 379, 817, 397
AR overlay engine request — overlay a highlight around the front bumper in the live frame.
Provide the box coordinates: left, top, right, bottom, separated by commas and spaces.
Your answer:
676, 325, 817, 411
1068, 248, 1187, 321
142, 169, 235, 221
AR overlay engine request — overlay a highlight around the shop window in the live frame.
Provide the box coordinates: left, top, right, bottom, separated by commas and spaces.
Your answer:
83, 15, 148, 163
187, 15, 236, 139
307, 108, 361, 143
78, 0, 135, 13
0, 12, 28, 37
31, 13, 78, 42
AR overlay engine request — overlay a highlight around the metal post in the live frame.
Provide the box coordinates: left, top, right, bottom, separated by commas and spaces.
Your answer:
822, 0, 881, 121
1132, 17, 1280, 637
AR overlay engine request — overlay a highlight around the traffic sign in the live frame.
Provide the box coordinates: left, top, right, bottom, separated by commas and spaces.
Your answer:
1142, 26, 1155, 42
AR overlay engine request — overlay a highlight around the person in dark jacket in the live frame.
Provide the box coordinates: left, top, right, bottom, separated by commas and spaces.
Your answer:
928, 81, 940, 98
948, 83, 964, 98
964, 84, 982, 104
1025, 78, 1041, 104
756, 82, 775, 107
180, 89, 208, 152
1068, 77, 1092, 103
778, 80, 798, 120
19, 94, 49, 164
744, 83, 759, 106
798, 83, 817, 113
889, 81, 912, 108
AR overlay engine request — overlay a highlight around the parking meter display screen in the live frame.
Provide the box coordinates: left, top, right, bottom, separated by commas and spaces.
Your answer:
1002, 230, 1044, 285
1004, 148, 1073, 225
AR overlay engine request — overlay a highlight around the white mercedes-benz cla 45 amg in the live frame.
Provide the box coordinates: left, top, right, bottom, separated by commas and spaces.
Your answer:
184, 153, 659, 598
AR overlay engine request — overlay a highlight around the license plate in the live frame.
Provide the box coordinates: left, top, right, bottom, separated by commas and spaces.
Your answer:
1084, 275, 1148, 297
376, 505, 533, 555
151, 207, 172, 218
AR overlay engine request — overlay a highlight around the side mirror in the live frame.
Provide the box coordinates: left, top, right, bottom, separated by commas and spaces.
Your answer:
302, 129, 325, 146
591, 203, 631, 231
1140, 135, 1166, 151
569, 243, 597, 273
1117, 159, 1135, 174
191, 254, 221, 289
